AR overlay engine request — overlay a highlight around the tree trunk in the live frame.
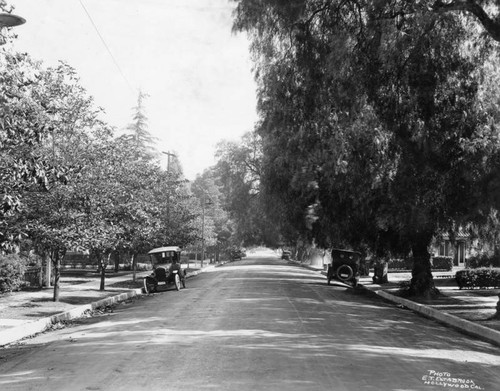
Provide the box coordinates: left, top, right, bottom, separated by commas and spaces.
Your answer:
132, 253, 137, 282
99, 251, 108, 291
52, 251, 60, 302
42, 253, 51, 287
114, 250, 120, 273
409, 234, 439, 298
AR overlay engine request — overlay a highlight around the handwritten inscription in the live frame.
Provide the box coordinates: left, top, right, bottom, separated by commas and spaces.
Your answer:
422, 370, 484, 389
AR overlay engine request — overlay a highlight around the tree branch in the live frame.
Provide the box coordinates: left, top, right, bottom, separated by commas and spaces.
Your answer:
432, 0, 500, 41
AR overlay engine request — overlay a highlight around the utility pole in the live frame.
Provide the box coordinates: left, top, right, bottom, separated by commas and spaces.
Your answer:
201, 193, 205, 268
162, 151, 176, 224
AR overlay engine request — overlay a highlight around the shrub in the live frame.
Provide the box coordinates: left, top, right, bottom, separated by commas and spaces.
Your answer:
388, 258, 412, 270
386, 256, 453, 271
0, 254, 27, 293
455, 268, 500, 289
466, 254, 500, 269
431, 256, 453, 271
122, 262, 151, 271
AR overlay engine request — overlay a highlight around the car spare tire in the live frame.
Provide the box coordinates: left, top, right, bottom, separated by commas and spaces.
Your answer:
336, 264, 354, 282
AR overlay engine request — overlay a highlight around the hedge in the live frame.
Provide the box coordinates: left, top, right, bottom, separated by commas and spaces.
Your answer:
0, 254, 27, 293
386, 257, 453, 271
431, 256, 453, 271
455, 268, 500, 289
466, 254, 500, 269
388, 259, 412, 270
121, 262, 151, 271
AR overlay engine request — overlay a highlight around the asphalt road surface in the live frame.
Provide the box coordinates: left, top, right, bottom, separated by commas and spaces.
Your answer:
1, 250, 499, 391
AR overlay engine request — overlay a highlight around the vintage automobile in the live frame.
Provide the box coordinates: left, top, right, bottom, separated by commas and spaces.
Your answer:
229, 247, 246, 261
281, 250, 291, 260
326, 249, 362, 287
143, 246, 186, 294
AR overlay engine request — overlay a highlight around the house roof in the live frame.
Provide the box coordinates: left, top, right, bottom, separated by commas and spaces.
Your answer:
331, 248, 361, 255
442, 231, 470, 240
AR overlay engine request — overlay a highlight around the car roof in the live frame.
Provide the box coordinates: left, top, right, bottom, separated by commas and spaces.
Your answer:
148, 246, 181, 254
331, 248, 361, 255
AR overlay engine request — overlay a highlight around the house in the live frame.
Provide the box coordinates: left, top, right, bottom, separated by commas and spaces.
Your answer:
432, 231, 472, 268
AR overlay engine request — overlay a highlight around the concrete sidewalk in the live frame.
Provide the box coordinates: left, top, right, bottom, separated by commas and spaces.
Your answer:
294, 260, 500, 348
0, 264, 217, 347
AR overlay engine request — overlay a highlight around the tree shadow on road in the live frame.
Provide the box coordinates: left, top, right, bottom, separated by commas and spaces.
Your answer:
2, 262, 500, 391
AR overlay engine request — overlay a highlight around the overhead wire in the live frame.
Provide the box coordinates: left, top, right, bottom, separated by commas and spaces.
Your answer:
79, 0, 136, 95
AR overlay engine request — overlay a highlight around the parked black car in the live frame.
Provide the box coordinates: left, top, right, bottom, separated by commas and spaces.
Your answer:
281, 250, 291, 260
143, 246, 186, 294
230, 248, 246, 260
326, 249, 362, 287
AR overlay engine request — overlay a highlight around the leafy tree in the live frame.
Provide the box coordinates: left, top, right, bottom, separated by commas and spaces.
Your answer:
0, 12, 205, 300
214, 132, 282, 247
190, 172, 226, 262
112, 144, 197, 279
19, 61, 111, 300
0, 51, 67, 251
233, 0, 500, 297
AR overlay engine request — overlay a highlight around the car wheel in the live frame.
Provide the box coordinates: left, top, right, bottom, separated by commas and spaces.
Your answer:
143, 278, 153, 294
174, 274, 181, 291
336, 264, 354, 282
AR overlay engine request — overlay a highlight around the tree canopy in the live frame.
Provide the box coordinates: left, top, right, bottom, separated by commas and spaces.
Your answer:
233, 0, 500, 296
0, 46, 202, 299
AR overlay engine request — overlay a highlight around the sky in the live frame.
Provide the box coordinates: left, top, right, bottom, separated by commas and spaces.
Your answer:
8, 0, 258, 180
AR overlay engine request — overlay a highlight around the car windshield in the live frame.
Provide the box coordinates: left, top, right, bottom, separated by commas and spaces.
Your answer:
150, 250, 179, 265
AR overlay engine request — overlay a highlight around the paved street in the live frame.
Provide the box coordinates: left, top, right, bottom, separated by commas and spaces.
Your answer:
0, 252, 499, 391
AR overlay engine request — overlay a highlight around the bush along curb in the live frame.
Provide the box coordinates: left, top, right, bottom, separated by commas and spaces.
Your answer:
455, 268, 500, 289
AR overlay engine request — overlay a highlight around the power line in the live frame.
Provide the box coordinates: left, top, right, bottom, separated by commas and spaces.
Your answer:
79, 0, 136, 95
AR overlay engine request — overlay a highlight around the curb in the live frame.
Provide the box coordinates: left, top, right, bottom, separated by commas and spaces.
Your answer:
0, 266, 212, 347
0, 288, 143, 347
292, 260, 500, 348
374, 289, 500, 348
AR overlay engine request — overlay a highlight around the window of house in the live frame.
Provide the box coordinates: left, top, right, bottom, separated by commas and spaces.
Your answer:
439, 243, 445, 256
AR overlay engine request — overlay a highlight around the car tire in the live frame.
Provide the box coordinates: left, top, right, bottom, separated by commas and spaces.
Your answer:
174, 274, 181, 291
143, 278, 153, 294
336, 264, 354, 282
